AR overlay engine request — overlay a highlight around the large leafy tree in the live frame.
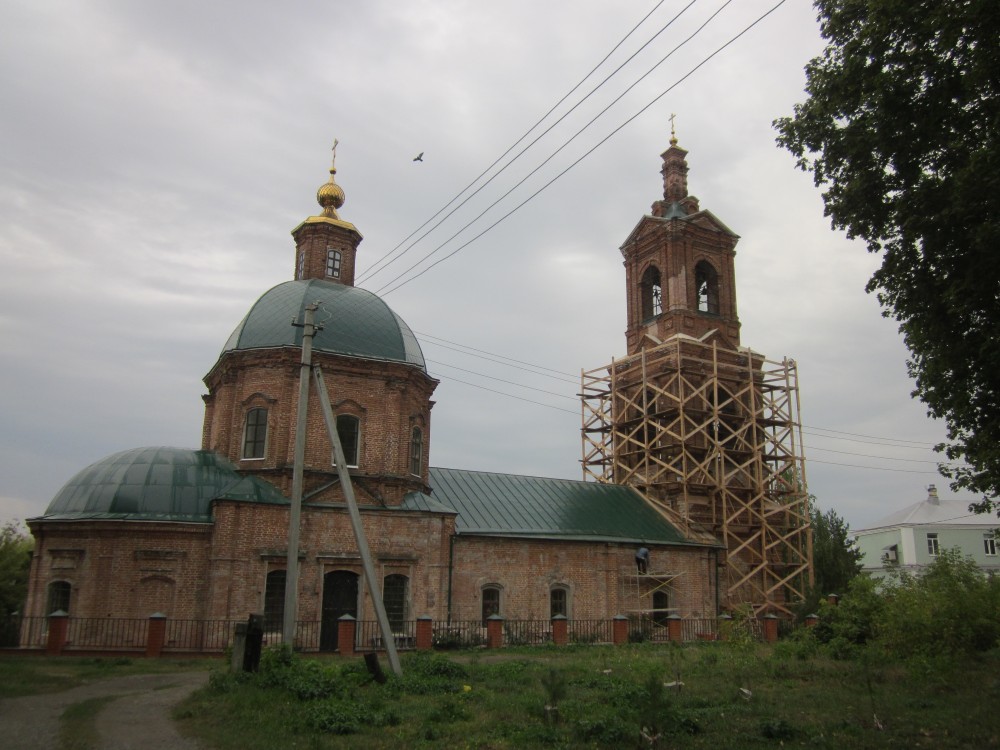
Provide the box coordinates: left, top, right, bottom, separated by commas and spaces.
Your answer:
775, 1, 1000, 513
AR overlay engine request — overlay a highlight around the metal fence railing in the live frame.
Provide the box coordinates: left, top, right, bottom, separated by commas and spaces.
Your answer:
1, 614, 782, 654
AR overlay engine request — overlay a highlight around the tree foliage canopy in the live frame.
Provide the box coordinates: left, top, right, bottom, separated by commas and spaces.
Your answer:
810, 504, 863, 598
775, 1, 1000, 512
0, 521, 33, 616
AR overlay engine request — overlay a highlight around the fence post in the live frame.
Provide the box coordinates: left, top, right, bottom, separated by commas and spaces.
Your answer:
46, 610, 69, 655
415, 616, 433, 650
763, 613, 779, 643
612, 615, 629, 645
146, 612, 167, 657
486, 614, 504, 649
804, 613, 819, 628
666, 614, 683, 642
338, 614, 357, 657
826, 593, 840, 606
551, 615, 568, 646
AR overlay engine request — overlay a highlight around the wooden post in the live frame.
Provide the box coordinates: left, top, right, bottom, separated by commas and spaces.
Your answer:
338, 614, 356, 657
666, 614, 683, 642
612, 615, 629, 645
415, 616, 433, 650
551, 615, 568, 646
46, 610, 68, 655
146, 613, 167, 657
486, 614, 504, 649
313, 366, 402, 677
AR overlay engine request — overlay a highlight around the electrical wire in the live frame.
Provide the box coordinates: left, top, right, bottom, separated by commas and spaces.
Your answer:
376, 0, 788, 297
356, 0, 683, 285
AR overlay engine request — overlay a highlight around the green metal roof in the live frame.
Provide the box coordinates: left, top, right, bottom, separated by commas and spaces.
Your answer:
410, 467, 707, 546
39, 447, 287, 523
220, 279, 426, 371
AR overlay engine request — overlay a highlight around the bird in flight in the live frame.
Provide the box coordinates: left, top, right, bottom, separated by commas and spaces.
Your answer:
413, 152, 424, 162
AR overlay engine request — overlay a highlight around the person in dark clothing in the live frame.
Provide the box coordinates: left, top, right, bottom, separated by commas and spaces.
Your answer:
635, 546, 650, 574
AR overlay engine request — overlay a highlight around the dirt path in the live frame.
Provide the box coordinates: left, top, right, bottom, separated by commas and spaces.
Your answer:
0, 670, 210, 750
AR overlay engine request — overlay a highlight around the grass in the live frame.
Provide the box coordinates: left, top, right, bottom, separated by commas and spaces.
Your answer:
59, 695, 118, 750
174, 642, 1000, 749
0, 655, 215, 699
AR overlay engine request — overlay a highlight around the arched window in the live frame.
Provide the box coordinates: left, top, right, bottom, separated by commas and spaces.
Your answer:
264, 570, 286, 632
550, 585, 569, 619
334, 414, 360, 467
640, 266, 663, 320
694, 261, 719, 314
383, 574, 409, 631
326, 248, 342, 279
46, 581, 71, 615
243, 407, 268, 460
409, 427, 423, 476
481, 585, 501, 625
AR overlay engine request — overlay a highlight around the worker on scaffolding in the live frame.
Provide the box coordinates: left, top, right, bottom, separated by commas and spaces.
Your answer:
635, 546, 650, 574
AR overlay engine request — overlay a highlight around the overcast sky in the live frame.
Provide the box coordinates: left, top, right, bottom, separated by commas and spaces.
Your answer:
0, 0, 979, 531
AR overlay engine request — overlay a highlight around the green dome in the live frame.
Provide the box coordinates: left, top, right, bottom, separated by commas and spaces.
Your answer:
41, 447, 287, 523
221, 279, 427, 371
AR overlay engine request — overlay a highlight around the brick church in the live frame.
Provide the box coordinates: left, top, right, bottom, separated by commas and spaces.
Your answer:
23, 136, 808, 646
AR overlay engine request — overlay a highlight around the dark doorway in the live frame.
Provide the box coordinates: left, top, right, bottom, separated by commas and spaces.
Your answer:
320, 570, 359, 651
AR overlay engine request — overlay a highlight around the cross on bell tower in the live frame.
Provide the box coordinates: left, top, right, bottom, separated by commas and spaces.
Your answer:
620, 128, 741, 353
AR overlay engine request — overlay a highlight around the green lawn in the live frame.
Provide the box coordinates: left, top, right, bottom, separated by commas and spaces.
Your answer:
174, 641, 1000, 749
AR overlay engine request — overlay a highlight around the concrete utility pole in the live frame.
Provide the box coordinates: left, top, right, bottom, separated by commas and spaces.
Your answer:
283, 303, 319, 646
313, 366, 402, 677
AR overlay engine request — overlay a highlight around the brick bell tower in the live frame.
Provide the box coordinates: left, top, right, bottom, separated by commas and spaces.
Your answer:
621, 128, 741, 353
581, 128, 812, 617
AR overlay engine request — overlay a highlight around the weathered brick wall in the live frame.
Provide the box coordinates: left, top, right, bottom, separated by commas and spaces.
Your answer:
450, 536, 718, 621
202, 348, 436, 505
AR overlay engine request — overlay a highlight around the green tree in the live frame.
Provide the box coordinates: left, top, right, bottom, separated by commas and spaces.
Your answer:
774, 1, 1000, 513
0, 520, 33, 616
811, 504, 863, 597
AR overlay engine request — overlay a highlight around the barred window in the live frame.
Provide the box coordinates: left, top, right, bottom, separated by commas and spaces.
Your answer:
264, 570, 286, 632
47, 581, 71, 615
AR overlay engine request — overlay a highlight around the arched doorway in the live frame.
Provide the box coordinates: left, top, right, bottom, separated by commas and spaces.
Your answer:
320, 570, 359, 652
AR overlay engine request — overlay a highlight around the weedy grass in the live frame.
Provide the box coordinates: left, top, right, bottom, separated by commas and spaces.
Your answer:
173, 642, 999, 749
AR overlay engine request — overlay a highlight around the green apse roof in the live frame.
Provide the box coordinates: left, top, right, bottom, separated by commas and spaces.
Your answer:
39, 447, 287, 523
404, 467, 708, 546
221, 279, 426, 371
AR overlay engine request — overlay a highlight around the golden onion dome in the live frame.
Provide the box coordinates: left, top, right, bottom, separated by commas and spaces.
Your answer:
316, 166, 345, 219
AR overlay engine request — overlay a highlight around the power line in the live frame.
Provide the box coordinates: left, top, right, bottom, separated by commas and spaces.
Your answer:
376, 0, 752, 296
426, 358, 578, 401
356, 0, 683, 285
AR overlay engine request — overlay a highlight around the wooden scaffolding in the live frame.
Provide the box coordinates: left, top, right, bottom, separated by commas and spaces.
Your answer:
581, 335, 813, 616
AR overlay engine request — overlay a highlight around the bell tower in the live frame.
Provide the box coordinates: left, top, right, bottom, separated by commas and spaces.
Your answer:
582, 127, 812, 617
621, 130, 741, 353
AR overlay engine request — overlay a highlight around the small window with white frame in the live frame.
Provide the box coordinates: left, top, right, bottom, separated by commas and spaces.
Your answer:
927, 532, 940, 556
985, 533, 997, 557
326, 248, 342, 278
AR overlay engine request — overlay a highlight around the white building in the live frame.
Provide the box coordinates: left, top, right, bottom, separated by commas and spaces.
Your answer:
854, 485, 999, 577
